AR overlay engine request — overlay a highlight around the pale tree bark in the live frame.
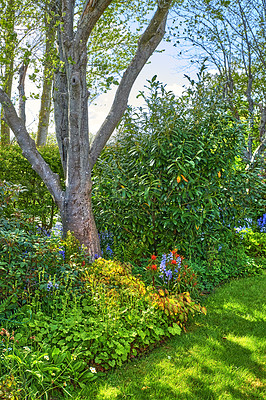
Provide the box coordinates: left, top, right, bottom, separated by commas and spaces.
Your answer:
0, 59, 14, 146
0, 0, 15, 147
18, 63, 28, 125
36, 3, 56, 147
1, 0, 173, 257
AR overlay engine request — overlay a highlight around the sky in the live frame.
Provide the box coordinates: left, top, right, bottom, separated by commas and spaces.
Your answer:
23, 23, 199, 137
88, 40, 195, 135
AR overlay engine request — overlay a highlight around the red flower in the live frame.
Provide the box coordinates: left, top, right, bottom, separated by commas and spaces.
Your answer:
151, 264, 157, 271
171, 260, 177, 265
193, 282, 197, 287
151, 255, 157, 260
82, 261, 85, 266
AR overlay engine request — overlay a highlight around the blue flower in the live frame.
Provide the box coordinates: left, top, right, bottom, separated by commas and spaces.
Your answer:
165, 269, 173, 281
47, 281, 59, 291
106, 244, 113, 255
59, 248, 65, 260
258, 214, 266, 232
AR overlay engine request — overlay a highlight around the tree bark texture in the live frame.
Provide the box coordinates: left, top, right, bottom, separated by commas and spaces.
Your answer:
0, 54, 14, 147
36, 6, 56, 147
0, 0, 16, 146
0, 0, 173, 257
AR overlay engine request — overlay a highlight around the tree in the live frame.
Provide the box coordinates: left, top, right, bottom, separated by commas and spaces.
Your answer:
0, 0, 16, 146
0, 0, 41, 145
171, 0, 266, 167
36, 1, 57, 147
0, 0, 174, 257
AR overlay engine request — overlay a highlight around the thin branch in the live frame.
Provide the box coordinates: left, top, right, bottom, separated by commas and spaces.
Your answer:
18, 63, 28, 124
75, 0, 113, 48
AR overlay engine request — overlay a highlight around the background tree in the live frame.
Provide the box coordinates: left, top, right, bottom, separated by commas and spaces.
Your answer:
36, 1, 57, 147
0, 0, 16, 146
0, 0, 174, 257
172, 0, 266, 167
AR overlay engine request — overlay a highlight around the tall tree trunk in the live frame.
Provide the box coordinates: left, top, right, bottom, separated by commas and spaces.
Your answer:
36, 5, 56, 147
0, 0, 15, 147
55, 12, 101, 256
0, 57, 14, 146
61, 181, 101, 258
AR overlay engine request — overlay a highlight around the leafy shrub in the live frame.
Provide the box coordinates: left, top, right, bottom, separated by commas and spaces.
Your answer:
0, 210, 206, 398
0, 144, 64, 230
188, 232, 264, 292
92, 78, 265, 262
242, 230, 266, 258
0, 180, 25, 226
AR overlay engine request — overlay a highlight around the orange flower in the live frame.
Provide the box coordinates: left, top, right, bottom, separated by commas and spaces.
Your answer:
151, 255, 157, 260
151, 264, 157, 271
171, 260, 177, 265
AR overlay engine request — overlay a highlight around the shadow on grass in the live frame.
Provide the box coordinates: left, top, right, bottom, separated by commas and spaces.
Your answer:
77, 274, 266, 400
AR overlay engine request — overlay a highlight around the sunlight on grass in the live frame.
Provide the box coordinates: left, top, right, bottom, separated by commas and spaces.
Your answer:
75, 274, 266, 400
97, 386, 120, 399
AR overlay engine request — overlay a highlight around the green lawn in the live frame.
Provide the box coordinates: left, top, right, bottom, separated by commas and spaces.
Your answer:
69, 273, 266, 400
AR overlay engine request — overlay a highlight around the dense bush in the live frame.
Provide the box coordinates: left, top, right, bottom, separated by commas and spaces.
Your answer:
92, 78, 265, 261
0, 144, 64, 230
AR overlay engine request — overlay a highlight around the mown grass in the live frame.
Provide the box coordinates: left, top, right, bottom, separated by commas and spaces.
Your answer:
67, 272, 266, 400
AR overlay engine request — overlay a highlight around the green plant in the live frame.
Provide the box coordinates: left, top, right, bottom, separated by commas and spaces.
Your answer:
0, 144, 64, 230
145, 250, 200, 300
0, 327, 97, 399
242, 230, 266, 258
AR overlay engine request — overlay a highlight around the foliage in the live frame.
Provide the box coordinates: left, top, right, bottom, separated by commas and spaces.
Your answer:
241, 229, 266, 258
0, 180, 24, 222
0, 174, 264, 399
188, 230, 264, 292
0, 144, 64, 230
92, 78, 265, 261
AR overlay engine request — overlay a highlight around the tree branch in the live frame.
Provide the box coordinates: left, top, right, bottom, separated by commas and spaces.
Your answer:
18, 63, 28, 125
0, 89, 64, 209
76, 0, 113, 48
90, 0, 173, 167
